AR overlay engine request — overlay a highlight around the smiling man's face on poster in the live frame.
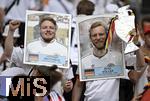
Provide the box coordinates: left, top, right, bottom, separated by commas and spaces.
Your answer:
77, 15, 125, 81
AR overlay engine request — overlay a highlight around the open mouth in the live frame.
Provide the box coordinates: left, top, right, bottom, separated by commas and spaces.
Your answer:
95, 41, 104, 44
45, 32, 53, 36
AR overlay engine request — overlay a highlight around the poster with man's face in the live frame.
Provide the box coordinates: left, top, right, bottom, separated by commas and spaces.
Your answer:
77, 15, 125, 81
24, 10, 71, 68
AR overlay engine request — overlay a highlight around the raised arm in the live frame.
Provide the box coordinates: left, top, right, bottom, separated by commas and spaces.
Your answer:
0, 20, 20, 64
128, 48, 146, 83
72, 76, 85, 101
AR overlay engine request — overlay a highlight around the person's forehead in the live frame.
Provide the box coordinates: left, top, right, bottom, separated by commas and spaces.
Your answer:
40, 20, 55, 26
90, 26, 106, 34
41, 20, 54, 24
92, 26, 105, 31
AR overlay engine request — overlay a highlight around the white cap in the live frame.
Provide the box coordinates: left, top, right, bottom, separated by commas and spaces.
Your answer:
2, 25, 20, 38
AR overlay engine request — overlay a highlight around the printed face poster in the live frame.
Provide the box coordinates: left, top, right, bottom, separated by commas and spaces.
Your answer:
24, 10, 71, 68
77, 15, 125, 81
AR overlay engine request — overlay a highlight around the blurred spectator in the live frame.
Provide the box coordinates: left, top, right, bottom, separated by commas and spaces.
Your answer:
0, 24, 20, 70
0, 20, 31, 74
135, 15, 150, 96
72, 20, 145, 101
66, 1, 95, 100
76, 0, 95, 15
0, 0, 41, 47
71, 0, 95, 65
43, 0, 74, 14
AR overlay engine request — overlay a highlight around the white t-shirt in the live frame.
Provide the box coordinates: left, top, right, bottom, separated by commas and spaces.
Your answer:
124, 53, 136, 68
85, 79, 120, 101
26, 38, 68, 61
82, 50, 123, 69
26, 38, 68, 67
82, 51, 122, 101
11, 47, 31, 75
77, 49, 129, 101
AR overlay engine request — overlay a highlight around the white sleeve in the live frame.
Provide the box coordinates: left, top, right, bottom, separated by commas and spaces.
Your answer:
25, 45, 30, 62
11, 47, 18, 63
123, 69, 130, 80
11, 47, 23, 67
125, 53, 136, 67
76, 67, 79, 75
65, 67, 74, 80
